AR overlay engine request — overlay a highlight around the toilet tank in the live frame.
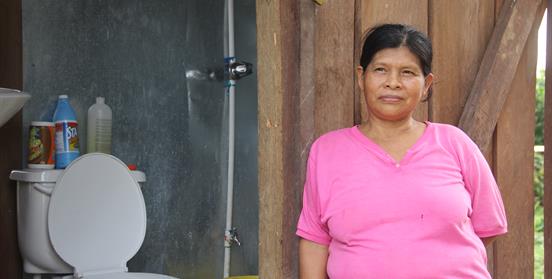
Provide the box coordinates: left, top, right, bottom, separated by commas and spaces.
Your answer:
10, 169, 146, 192
9, 168, 146, 275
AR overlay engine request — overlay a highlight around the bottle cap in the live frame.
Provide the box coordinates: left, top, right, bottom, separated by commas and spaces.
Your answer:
127, 164, 137, 171
59, 95, 68, 99
96, 97, 105, 104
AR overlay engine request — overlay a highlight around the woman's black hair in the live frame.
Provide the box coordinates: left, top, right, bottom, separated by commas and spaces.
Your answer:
359, 24, 433, 100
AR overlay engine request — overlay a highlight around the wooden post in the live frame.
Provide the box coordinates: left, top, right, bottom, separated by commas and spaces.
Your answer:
314, 0, 356, 137
0, 0, 23, 277
458, 0, 542, 152
493, 3, 542, 277
257, 0, 304, 278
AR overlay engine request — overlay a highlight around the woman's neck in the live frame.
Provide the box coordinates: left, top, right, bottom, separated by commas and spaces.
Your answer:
360, 116, 423, 140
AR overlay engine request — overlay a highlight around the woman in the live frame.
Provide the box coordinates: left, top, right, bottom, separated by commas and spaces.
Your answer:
296, 24, 507, 279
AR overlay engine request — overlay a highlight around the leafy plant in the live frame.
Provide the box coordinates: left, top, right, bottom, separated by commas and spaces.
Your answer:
534, 70, 544, 279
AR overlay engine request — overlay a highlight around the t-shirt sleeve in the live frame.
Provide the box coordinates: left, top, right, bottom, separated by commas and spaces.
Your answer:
296, 144, 331, 245
459, 136, 508, 238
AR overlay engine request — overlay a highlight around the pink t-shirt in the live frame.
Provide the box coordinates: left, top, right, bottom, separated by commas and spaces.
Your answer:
296, 122, 507, 279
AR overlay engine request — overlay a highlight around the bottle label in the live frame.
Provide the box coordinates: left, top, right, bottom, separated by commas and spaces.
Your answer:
28, 124, 55, 167
55, 121, 80, 154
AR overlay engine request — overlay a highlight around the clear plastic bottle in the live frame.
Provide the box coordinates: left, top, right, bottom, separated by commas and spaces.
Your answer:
87, 97, 112, 154
53, 95, 80, 168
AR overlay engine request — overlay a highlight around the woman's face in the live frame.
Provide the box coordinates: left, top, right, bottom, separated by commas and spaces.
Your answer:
356, 46, 433, 122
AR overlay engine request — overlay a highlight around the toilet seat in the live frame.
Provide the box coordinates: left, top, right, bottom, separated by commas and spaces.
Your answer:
48, 153, 148, 277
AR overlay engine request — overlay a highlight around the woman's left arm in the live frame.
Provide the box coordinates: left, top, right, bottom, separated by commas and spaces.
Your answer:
455, 128, 508, 240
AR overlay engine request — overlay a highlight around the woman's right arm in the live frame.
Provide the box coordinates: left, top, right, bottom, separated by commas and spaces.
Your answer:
299, 238, 329, 279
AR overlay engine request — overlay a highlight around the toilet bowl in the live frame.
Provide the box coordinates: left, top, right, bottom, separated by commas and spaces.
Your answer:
10, 153, 177, 279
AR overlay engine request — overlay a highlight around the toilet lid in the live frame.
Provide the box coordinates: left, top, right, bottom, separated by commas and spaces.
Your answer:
48, 153, 146, 274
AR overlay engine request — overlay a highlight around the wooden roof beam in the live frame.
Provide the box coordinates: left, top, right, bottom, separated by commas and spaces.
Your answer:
458, 0, 544, 152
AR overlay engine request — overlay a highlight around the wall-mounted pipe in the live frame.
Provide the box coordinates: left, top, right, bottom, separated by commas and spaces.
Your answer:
223, 1, 254, 277
223, 0, 236, 277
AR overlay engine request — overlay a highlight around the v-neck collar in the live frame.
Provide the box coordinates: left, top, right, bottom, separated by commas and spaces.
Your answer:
350, 121, 433, 166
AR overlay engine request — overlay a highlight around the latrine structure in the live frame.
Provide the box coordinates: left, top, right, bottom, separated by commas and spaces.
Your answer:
257, 0, 547, 278
0, 0, 548, 278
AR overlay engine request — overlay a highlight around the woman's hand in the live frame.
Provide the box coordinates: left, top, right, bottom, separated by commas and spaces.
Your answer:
299, 238, 329, 279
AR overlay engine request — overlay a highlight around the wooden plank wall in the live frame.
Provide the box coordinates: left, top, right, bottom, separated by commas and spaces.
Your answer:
493, 1, 543, 278
257, 0, 540, 278
458, 0, 542, 153
431, 2, 495, 125
257, 0, 316, 278
430, 0, 498, 274
358, 0, 429, 124
314, 0, 355, 137
0, 0, 23, 277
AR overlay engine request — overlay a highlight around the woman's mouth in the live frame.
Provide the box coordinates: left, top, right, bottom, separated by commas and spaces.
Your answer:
378, 95, 403, 103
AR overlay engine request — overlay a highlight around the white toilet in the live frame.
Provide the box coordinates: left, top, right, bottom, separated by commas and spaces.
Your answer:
10, 153, 178, 279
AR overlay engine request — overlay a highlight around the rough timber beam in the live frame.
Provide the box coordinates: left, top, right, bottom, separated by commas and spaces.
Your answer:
458, 0, 543, 152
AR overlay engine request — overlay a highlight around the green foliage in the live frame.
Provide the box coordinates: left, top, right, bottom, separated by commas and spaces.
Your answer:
534, 70, 544, 279
535, 201, 544, 279
534, 153, 544, 279
534, 153, 544, 208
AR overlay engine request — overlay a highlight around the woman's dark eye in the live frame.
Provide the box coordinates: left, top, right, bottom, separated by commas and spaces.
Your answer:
374, 67, 386, 72
402, 70, 415, 75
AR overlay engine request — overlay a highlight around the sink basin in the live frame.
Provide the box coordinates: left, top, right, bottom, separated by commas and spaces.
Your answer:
0, 87, 31, 128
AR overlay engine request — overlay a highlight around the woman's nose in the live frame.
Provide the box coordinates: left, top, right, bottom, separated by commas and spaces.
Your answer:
385, 72, 401, 89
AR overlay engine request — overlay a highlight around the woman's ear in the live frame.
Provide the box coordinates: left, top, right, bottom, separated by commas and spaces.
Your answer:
356, 66, 365, 91
424, 73, 434, 94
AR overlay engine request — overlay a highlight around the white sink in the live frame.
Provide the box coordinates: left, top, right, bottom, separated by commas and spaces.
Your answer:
0, 87, 31, 128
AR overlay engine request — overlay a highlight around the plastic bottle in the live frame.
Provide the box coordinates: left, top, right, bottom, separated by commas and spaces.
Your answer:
53, 95, 80, 168
87, 97, 112, 154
